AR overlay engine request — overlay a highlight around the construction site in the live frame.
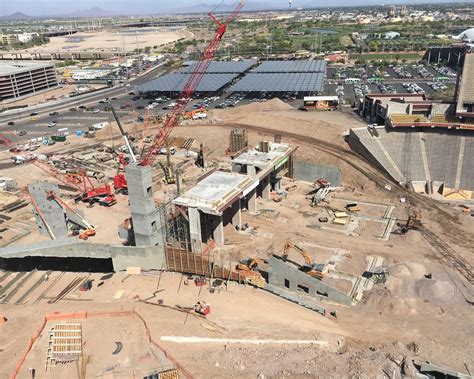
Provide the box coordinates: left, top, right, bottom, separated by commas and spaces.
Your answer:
1, 4, 473, 379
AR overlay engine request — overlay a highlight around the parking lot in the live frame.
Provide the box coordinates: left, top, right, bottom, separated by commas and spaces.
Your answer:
324, 62, 456, 103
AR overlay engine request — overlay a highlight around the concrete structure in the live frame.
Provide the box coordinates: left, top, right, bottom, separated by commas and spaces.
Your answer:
232, 142, 297, 195
293, 161, 341, 186
348, 126, 474, 195
28, 181, 68, 239
267, 255, 352, 306
456, 53, 474, 119
126, 165, 165, 247
173, 171, 259, 250
0, 238, 165, 272
0, 61, 58, 101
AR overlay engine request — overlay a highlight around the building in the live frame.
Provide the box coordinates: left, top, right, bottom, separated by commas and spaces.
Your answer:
385, 31, 400, 39
303, 96, 339, 111
0, 34, 19, 46
18, 32, 39, 43
454, 28, 474, 43
0, 61, 59, 101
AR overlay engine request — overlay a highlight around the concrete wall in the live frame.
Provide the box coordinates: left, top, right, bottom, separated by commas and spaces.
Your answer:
267, 255, 352, 306
0, 239, 166, 272
293, 161, 341, 186
28, 181, 68, 239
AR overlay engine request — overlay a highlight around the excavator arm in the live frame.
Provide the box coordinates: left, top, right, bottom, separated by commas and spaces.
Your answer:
282, 239, 314, 266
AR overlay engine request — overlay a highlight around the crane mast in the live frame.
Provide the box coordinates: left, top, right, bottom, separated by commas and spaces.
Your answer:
140, 1, 245, 167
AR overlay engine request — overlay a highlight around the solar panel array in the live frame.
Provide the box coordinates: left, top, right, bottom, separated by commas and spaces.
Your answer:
137, 73, 239, 93
178, 60, 256, 74
230, 73, 324, 93
254, 60, 326, 73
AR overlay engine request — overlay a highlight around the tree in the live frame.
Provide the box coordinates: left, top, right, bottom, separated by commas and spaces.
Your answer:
369, 40, 378, 52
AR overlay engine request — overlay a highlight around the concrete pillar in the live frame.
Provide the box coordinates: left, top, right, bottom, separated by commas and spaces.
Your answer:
248, 188, 257, 214
213, 216, 224, 246
188, 207, 202, 253
262, 175, 271, 199
274, 177, 282, 192
126, 165, 164, 247
231, 199, 241, 227
247, 165, 257, 177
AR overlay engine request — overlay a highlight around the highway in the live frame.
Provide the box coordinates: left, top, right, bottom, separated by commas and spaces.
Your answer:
0, 63, 171, 146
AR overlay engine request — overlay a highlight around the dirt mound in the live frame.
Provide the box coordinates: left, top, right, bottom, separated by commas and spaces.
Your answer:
389, 262, 426, 279
208, 98, 293, 123
414, 279, 456, 304
237, 98, 294, 113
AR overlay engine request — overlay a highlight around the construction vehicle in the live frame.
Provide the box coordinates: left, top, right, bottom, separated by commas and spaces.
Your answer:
46, 191, 96, 240
162, 139, 176, 184
113, 154, 129, 194
282, 239, 325, 279
194, 301, 210, 316
74, 174, 116, 207
236, 258, 263, 272
398, 208, 421, 234
195, 143, 205, 168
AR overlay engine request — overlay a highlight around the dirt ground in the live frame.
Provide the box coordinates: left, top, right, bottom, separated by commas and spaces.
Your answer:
18, 27, 189, 53
1, 99, 473, 377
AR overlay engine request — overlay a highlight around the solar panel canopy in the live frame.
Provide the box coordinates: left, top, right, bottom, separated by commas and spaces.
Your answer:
254, 60, 326, 73
230, 73, 324, 92
137, 73, 238, 93
178, 60, 256, 74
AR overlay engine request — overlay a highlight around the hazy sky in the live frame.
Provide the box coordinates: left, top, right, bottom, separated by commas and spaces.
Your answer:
0, 0, 470, 16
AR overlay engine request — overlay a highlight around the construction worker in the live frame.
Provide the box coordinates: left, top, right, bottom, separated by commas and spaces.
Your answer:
29, 368, 36, 378
44, 274, 49, 281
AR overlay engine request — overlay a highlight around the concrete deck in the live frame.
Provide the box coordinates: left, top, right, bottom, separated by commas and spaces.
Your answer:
232, 143, 295, 178
173, 171, 258, 215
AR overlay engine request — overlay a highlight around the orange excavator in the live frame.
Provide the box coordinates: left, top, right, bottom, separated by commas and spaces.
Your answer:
282, 239, 325, 280
236, 258, 264, 272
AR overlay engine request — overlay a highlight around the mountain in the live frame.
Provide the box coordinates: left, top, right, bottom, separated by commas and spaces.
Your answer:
0, 12, 34, 21
166, 1, 287, 14
59, 7, 118, 18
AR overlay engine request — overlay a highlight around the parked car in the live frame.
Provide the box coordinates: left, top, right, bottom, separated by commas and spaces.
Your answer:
19, 130, 27, 136
92, 109, 101, 114
47, 121, 57, 127
7, 121, 15, 126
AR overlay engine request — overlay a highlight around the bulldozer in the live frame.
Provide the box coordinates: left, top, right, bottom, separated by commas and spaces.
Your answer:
282, 239, 325, 280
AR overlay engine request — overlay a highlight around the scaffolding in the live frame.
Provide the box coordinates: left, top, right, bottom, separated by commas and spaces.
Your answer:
229, 128, 248, 153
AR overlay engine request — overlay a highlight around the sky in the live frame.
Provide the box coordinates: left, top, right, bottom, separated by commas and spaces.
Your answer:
0, 0, 471, 16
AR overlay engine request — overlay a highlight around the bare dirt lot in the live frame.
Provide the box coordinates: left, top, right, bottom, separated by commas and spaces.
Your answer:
1, 99, 473, 377
18, 27, 189, 53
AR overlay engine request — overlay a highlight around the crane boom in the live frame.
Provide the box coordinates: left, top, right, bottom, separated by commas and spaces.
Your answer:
140, 1, 245, 167
108, 99, 137, 164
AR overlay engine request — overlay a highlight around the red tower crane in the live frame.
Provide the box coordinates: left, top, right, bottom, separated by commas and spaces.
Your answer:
139, 1, 245, 167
